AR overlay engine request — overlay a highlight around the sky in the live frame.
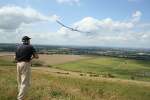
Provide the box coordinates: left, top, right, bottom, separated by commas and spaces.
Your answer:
0, 0, 150, 48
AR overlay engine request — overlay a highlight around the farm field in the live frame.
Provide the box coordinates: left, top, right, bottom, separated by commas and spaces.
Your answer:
55, 56, 150, 82
37, 54, 90, 65
0, 53, 150, 100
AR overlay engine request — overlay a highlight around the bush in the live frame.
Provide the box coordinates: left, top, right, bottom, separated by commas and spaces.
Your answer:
47, 65, 53, 68
31, 60, 44, 67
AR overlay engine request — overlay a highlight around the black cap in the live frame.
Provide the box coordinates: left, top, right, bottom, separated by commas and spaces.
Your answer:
22, 36, 31, 41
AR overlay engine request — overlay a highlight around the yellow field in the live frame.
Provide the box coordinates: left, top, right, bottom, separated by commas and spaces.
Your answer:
37, 54, 90, 65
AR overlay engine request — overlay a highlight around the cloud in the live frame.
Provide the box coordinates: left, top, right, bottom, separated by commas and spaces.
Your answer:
56, 0, 80, 5
56, 10, 150, 48
73, 17, 134, 35
132, 11, 142, 17
58, 16, 135, 37
50, 14, 60, 21
131, 10, 142, 22
0, 6, 58, 31
58, 10, 142, 38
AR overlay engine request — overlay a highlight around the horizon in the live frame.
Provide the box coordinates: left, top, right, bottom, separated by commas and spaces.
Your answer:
0, 42, 150, 50
0, 0, 150, 48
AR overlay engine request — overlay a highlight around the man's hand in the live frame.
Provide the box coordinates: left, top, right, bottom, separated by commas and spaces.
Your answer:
13, 55, 17, 63
14, 55, 16, 60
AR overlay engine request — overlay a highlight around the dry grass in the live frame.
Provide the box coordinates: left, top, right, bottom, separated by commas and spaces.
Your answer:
1, 67, 150, 100
0, 52, 14, 56
0, 53, 90, 67
37, 54, 90, 65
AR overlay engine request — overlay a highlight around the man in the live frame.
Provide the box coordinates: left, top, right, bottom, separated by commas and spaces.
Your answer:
15, 36, 39, 100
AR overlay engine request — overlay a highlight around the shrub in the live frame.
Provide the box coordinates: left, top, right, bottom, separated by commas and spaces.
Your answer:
32, 60, 44, 67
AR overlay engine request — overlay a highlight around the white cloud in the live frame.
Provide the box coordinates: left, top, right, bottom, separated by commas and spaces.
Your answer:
0, 6, 58, 31
56, 11, 150, 48
57, 17, 135, 37
131, 10, 142, 22
56, 0, 80, 5
73, 17, 134, 35
132, 11, 142, 17
50, 14, 60, 21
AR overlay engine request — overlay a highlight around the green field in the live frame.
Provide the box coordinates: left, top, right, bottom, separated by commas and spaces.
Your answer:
0, 54, 150, 100
55, 56, 150, 81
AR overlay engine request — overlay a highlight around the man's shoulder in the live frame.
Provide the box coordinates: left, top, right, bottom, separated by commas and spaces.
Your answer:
26, 45, 36, 51
22, 44, 33, 47
28, 45, 34, 48
16, 44, 22, 49
16, 44, 33, 49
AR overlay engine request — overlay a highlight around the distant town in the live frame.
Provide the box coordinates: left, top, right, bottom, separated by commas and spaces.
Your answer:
0, 43, 150, 60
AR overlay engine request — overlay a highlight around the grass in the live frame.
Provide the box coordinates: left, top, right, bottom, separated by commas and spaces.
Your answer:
1, 55, 150, 81
1, 67, 150, 100
0, 55, 44, 67
0, 56, 15, 66
55, 56, 150, 81
0, 55, 150, 99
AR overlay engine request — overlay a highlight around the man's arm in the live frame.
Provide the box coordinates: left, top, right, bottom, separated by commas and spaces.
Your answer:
32, 52, 39, 59
31, 45, 39, 59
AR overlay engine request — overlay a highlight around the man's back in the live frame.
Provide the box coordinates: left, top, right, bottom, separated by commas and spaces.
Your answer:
15, 44, 35, 62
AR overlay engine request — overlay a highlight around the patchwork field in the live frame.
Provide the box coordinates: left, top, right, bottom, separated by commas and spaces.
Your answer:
55, 56, 150, 81
37, 54, 90, 65
0, 53, 150, 100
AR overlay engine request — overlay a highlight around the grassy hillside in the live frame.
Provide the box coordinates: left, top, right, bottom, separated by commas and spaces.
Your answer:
55, 56, 150, 81
1, 67, 150, 100
0, 54, 150, 100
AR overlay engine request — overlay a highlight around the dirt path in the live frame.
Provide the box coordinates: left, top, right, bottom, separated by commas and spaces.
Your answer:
32, 67, 83, 78
32, 67, 150, 87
